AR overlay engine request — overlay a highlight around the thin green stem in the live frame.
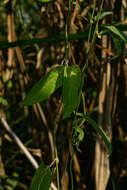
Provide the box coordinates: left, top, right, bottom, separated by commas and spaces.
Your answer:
82, 59, 88, 74
54, 103, 62, 190
89, 0, 104, 54
55, 153, 60, 190
82, 0, 104, 76
81, 92, 86, 115
65, 0, 72, 64
87, 0, 97, 54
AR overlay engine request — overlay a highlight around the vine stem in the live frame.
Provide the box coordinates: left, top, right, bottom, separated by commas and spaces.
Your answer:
81, 91, 86, 115
65, 1, 76, 189
64, 0, 72, 64
87, 0, 97, 54
82, 0, 104, 73
54, 102, 62, 190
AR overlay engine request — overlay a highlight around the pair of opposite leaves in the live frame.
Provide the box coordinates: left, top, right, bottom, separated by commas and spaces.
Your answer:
22, 65, 82, 119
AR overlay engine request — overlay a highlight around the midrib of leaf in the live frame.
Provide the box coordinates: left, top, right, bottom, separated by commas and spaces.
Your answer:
62, 65, 82, 119
37, 167, 50, 190
104, 25, 127, 43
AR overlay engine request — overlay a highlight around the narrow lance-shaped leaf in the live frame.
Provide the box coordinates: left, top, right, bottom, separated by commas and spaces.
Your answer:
85, 116, 112, 156
29, 161, 53, 190
22, 66, 63, 106
62, 65, 82, 119
104, 25, 127, 43
99, 11, 112, 20
94, 11, 112, 21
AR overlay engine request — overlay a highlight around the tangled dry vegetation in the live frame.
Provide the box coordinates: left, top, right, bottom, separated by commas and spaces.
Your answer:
0, 0, 127, 189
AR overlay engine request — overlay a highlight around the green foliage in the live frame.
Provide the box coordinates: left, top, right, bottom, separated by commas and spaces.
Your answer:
22, 66, 63, 106
76, 127, 84, 141
94, 11, 113, 21
62, 65, 82, 119
85, 116, 112, 155
1, 0, 127, 189
104, 25, 127, 43
0, 97, 8, 106
2, 71, 7, 83
99, 11, 113, 20
29, 162, 53, 190
7, 80, 13, 89
112, 37, 124, 59
72, 124, 85, 152
6, 173, 19, 190
99, 24, 127, 59
23, 64, 82, 120
0, 173, 19, 190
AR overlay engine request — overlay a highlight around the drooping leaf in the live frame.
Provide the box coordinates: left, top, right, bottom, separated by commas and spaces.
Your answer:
22, 66, 63, 106
99, 11, 113, 20
112, 36, 125, 60
94, 11, 112, 21
30, 162, 53, 190
104, 25, 127, 43
85, 116, 112, 155
62, 65, 82, 119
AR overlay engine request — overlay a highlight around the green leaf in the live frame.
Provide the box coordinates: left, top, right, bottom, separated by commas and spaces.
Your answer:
22, 66, 63, 106
7, 80, 13, 89
99, 11, 112, 20
94, 11, 112, 21
6, 172, 19, 190
85, 116, 112, 155
2, 71, 7, 83
104, 25, 127, 43
62, 65, 82, 119
30, 162, 53, 190
76, 127, 84, 141
0, 96, 8, 106
112, 37, 125, 59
